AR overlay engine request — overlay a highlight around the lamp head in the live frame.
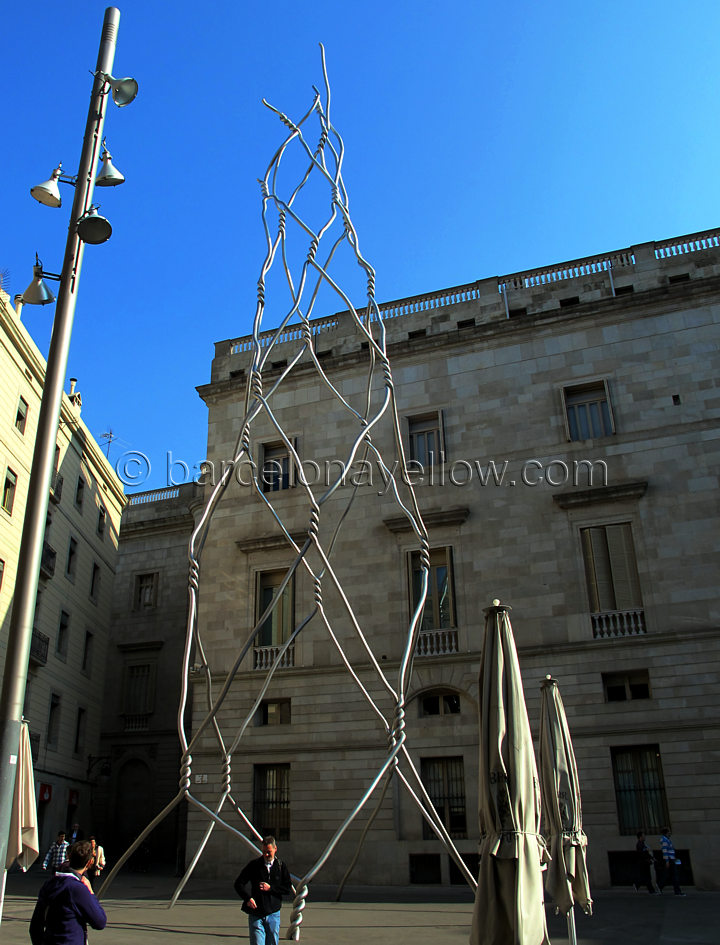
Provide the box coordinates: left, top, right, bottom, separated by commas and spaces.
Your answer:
30, 165, 63, 208
95, 142, 125, 187
105, 74, 138, 107
22, 258, 56, 306
76, 207, 112, 245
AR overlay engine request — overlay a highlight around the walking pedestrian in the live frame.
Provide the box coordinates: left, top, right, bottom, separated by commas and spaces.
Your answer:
234, 836, 293, 945
41, 832, 69, 876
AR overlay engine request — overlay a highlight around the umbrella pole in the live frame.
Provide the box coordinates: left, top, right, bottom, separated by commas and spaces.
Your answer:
0, 870, 6, 927
566, 906, 577, 945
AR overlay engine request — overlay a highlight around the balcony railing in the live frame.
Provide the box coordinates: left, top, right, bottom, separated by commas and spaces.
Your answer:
29, 629, 50, 666
123, 713, 150, 732
415, 628, 459, 657
592, 609, 646, 639
40, 541, 57, 579
49, 471, 63, 503
253, 643, 295, 671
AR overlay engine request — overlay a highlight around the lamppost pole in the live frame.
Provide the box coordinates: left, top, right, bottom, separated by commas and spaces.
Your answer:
0, 6, 124, 874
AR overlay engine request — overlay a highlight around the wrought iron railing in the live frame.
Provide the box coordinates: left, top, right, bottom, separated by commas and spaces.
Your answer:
29, 629, 50, 665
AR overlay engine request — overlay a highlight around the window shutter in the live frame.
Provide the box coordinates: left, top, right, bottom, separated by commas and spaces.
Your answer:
582, 527, 614, 611
607, 523, 642, 610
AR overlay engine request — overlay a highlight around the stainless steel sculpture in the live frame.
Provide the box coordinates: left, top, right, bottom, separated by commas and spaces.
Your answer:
99, 47, 477, 937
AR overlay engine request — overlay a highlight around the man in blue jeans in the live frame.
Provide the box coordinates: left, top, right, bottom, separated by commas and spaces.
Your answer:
234, 836, 293, 945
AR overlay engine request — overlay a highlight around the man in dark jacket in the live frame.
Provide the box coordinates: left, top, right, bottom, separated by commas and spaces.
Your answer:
234, 836, 293, 945
30, 841, 107, 945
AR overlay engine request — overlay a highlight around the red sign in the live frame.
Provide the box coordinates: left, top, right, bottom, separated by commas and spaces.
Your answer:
68, 789, 79, 806
39, 783, 52, 803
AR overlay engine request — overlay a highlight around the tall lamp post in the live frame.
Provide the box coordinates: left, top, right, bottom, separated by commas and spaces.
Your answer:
0, 6, 137, 875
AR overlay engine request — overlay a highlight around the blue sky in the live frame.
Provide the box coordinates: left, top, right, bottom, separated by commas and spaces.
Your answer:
4, 0, 720, 491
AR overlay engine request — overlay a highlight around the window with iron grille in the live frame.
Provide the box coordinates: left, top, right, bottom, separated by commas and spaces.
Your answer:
97, 506, 106, 538
611, 745, 669, 835
581, 523, 644, 614
122, 662, 156, 730
253, 764, 290, 840
410, 547, 456, 631
563, 381, 614, 441
420, 756, 467, 839
15, 396, 28, 434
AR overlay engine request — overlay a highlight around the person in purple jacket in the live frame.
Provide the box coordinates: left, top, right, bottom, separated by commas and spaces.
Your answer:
30, 841, 107, 945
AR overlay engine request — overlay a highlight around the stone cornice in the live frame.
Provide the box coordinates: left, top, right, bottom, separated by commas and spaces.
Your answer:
552, 480, 648, 509
383, 506, 470, 532
236, 531, 308, 553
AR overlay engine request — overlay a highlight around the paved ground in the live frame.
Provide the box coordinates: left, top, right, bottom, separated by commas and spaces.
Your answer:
1, 868, 717, 944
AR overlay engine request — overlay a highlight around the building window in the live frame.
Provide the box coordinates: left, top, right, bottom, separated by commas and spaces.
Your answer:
122, 662, 156, 731
47, 693, 61, 748
3, 469, 17, 514
261, 442, 292, 492
74, 707, 86, 755
581, 523, 645, 637
256, 699, 291, 726
81, 631, 94, 675
420, 690, 461, 717
65, 537, 78, 580
611, 745, 669, 835
0, 558, 4, 590
253, 763, 290, 840
256, 570, 295, 647
563, 380, 614, 441
408, 412, 444, 468
89, 562, 101, 602
410, 547, 456, 631
603, 670, 651, 702
420, 756, 467, 839
133, 572, 158, 610
15, 397, 29, 434
97, 507, 106, 538
56, 610, 70, 660
75, 476, 85, 511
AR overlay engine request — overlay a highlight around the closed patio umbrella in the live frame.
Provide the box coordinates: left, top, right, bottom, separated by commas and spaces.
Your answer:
4, 721, 38, 871
539, 676, 592, 945
471, 601, 550, 945
1, 721, 38, 924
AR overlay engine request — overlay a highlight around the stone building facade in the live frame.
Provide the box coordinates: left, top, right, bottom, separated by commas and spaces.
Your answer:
96, 482, 202, 868
187, 228, 720, 889
0, 289, 126, 853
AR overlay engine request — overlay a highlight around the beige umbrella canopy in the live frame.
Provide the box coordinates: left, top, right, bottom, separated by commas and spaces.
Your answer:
539, 676, 592, 926
4, 721, 39, 871
471, 602, 550, 945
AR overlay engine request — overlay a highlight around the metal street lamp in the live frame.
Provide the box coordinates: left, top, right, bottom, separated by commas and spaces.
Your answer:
0, 6, 137, 880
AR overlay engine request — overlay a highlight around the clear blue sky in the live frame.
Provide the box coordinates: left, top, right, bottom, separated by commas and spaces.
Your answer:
4, 0, 720, 491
